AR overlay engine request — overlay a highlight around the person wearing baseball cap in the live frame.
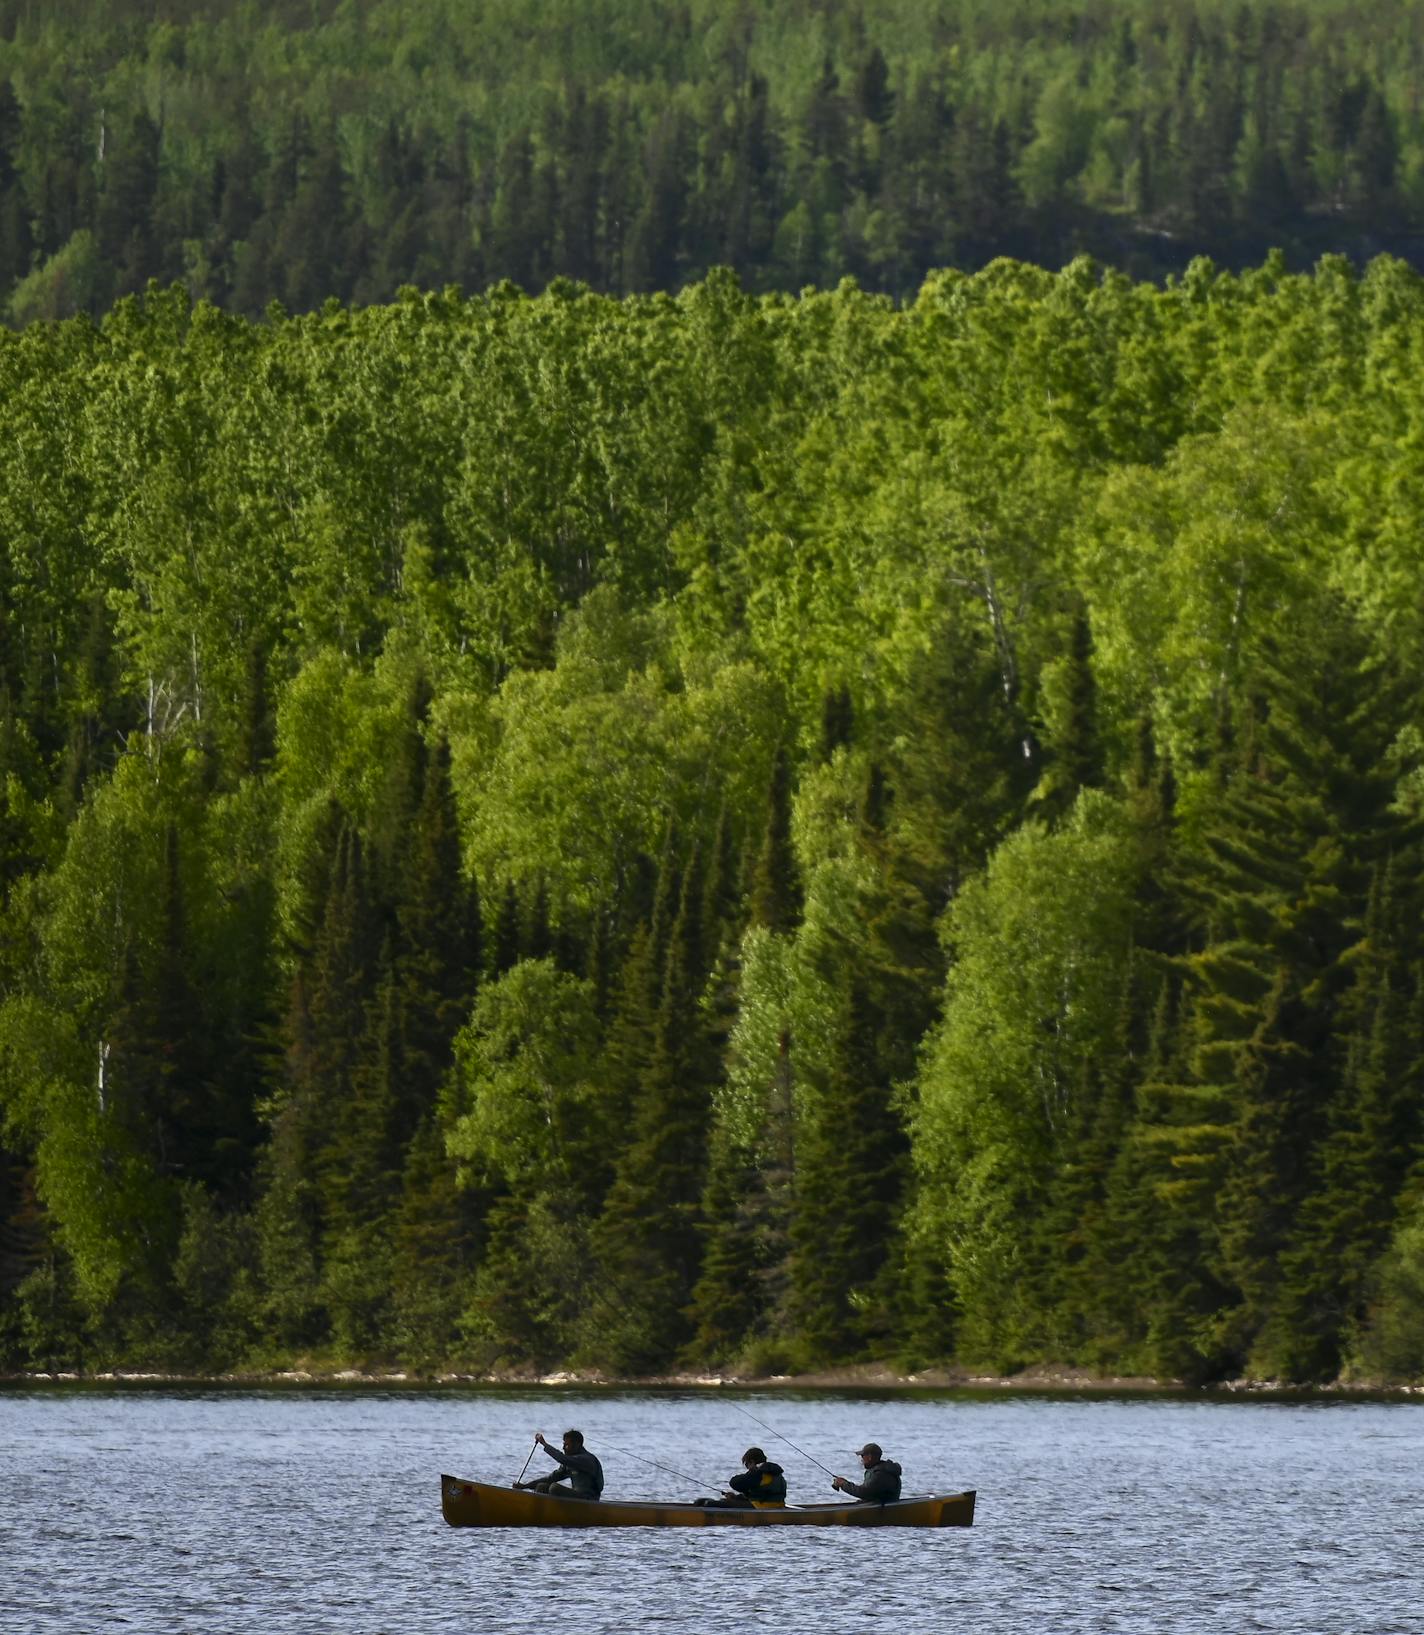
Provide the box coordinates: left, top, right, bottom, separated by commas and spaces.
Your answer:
831, 1443, 902, 1503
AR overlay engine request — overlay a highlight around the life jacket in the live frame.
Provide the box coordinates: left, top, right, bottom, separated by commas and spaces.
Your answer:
748, 1462, 787, 1507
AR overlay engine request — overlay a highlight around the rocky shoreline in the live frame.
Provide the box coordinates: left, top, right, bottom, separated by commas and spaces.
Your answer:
5, 1363, 1422, 1395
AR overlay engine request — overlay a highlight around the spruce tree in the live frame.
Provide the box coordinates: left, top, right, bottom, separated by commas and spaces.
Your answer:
747, 746, 801, 934
599, 826, 681, 1136
260, 821, 383, 1347
1031, 977, 1141, 1360
1037, 607, 1104, 826
886, 618, 1032, 911
235, 640, 276, 779
328, 937, 404, 1236
1270, 860, 1424, 1379
701, 803, 743, 958
788, 980, 907, 1361
684, 1122, 765, 1364
1141, 618, 1418, 1377
396, 737, 481, 1147
389, 1112, 479, 1362
490, 880, 522, 977
684, 811, 759, 1365
524, 877, 552, 962
589, 842, 714, 1371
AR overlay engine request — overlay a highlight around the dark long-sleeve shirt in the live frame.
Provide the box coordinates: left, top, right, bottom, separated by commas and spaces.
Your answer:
728, 1461, 787, 1503
838, 1459, 902, 1503
538, 1442, 605, 1498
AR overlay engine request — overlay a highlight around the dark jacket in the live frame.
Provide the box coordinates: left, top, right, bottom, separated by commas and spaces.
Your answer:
728, 1461, 787, 1503
540, 1443, 605, 1498
839, 1459, 902, 1503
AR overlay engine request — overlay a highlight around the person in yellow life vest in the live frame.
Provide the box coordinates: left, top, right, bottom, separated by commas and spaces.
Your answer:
694, 1446, 788, 1507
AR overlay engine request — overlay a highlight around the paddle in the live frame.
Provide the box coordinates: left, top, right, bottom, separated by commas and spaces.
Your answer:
511, 1436, 538, 1489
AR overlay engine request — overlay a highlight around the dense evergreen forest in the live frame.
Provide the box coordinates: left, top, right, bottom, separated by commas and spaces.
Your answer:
3, 0, 1424, 320
3, 255, 1424, 1384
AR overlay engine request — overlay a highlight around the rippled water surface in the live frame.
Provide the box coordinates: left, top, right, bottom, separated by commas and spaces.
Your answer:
3, 1386, 1421, 1634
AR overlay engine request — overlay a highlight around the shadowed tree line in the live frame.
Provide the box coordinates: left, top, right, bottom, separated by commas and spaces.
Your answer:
4, 0, 1424, 320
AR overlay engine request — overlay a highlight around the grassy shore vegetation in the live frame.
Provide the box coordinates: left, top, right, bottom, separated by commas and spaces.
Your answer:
2, 257, 1424, 1384
2, 0, 1424, 320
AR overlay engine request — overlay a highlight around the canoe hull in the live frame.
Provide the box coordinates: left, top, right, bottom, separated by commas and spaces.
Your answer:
441, 1475, 975, 1528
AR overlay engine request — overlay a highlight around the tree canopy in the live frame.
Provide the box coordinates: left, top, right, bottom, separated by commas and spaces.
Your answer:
2, 254, 1424, 1383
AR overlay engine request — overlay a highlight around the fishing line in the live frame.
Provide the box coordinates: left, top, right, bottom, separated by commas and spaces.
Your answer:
728, 1400, 838, 1479
596, 1438, 722, 1491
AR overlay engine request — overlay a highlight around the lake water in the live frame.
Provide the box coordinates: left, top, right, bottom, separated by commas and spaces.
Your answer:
2, 1386, 1421, 1634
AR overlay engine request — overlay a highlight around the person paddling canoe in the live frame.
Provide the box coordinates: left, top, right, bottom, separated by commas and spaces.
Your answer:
693, 1446, 788, 1508
830, 1443, 902, 1503
515, 1429, 605, 1499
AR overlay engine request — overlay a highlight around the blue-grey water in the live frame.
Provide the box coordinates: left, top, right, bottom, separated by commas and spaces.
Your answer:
2, 1387, 1420, 1634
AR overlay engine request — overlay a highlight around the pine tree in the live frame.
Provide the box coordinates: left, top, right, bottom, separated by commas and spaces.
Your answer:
328, 937, 404, 1236
95, 107, 160, 295
1139, 618, 1418, 1377
389, 1112, 479, 1363
788, 980, 907, 1361
396, 738, 481, 1149
600, 827, 681, 1132
490, 880, 522, 978
1270, 860, 1424, 1379
589, 843, 714, 1371
747, 746, 801, 934
258, 820, 384, 1350
854, 47, 895, 129
524, 877, 552, 962
0, 1147, 47, 1362
1038, 608, 1104, 825
1030, 977, 1143, 1360
235, 640, 276, 780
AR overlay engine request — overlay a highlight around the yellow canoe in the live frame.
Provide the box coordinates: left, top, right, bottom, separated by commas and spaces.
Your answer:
441, 1475, 976, 1528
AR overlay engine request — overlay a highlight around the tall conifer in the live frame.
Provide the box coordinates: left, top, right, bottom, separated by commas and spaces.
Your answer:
748, 746, 801, 934
589, 843, 714, 1370
789, 980, 907, 1360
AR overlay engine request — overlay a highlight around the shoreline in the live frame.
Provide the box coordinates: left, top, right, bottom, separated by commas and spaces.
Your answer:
5, 1363, 1422, 1396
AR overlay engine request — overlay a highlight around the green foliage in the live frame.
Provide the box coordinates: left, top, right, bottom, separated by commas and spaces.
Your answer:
1351, 1201, 1424, 1381
915, 791, 1144, 1365
447, 960, 606, 1362
0, 257, 1423, 1383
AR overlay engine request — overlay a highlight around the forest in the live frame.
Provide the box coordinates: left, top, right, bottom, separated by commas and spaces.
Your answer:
2, 253, 1424, 1385
2, 0, 1424, 320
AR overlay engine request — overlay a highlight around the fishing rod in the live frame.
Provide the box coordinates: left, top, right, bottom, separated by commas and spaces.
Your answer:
728, 1400, 838, 1480
596, 1438, 722, 1491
